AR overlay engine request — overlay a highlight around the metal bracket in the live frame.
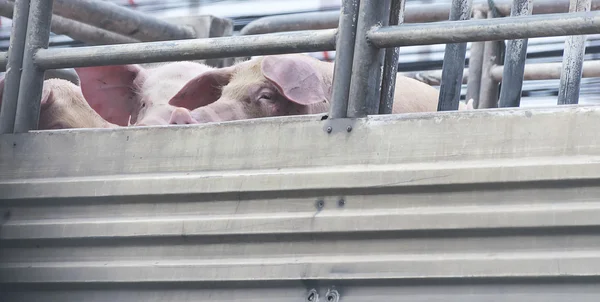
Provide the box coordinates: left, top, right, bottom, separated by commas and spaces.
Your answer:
322, 117, 358, 134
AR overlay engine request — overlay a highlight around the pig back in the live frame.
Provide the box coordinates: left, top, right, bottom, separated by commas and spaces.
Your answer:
391, 75, 440, 113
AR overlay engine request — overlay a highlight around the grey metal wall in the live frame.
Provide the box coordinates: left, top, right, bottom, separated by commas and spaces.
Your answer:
2, 106, 600, 300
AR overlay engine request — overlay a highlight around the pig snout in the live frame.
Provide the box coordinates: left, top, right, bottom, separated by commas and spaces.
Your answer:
169, 107, 199, 125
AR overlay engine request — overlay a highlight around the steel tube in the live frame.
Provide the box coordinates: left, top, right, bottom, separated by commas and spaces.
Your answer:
0, 52, 7, 71
557, 0, 592, 105
368, 11, 600, 47
347, 0, 390, 118
498, 0, 533, 108
13, 0, 54, 133
0, 1, 138, 46
51, 0, 196, 42
329, 0, 360, 119
35, 29, 337, 70
239, 0, 600, 36
437, 0, 473, 111
478, 10, 503, 109
379, 0, 405, 115
0, 0, 29, 134
490, 60, 600, 80
465, 9, 485, 105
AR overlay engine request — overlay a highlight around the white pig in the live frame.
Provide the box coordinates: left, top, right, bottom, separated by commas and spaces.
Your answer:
0, 77, 117, 130
75, 61, 215, 126
166, 54, 471, 124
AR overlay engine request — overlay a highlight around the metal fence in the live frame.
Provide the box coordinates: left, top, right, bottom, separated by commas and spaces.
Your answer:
0, 0, 598, 133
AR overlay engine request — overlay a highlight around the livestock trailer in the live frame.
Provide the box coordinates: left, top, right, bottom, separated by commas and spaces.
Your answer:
2, 0, 600, 301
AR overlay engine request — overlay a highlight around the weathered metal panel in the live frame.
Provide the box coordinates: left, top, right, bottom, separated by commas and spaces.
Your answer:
2, 107, 600, 300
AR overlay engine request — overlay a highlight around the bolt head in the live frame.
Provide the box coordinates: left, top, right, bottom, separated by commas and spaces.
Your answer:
326, 126, 333, 133
346, 126, 352, 132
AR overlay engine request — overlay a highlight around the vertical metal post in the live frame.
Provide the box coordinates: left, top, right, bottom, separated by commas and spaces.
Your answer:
437, 0, 473, 111
329, 0, 361, 119
14, 0, 54, 133
347, 0, 391, 118
465, 9, 485, 106
557, 0, 591, 105
498, 0, 533, 108
478, 10, 503, 108
378, 0, 405, 114
0, 0, 30, 134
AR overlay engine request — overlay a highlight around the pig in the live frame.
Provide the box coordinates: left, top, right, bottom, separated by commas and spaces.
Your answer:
74, 61, 215, 126
0, 77, 118, 130
166, 54, 469, 125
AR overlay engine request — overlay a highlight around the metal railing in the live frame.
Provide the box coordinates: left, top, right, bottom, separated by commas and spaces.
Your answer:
0, 0, 598, 134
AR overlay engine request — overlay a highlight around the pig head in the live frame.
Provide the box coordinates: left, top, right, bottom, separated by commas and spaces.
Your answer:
0, 76, 117, 130
167, 54, 451, 125
75, 61, 214, 126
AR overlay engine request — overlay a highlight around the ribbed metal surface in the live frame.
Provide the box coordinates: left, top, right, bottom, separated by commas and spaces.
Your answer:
2, 106, 600, 300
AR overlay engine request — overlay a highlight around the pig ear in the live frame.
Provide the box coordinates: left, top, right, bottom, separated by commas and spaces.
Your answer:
168, 67, 234, 110
75, 64, 143, 126
261, 56, 327, 105
40, 85, 54, 110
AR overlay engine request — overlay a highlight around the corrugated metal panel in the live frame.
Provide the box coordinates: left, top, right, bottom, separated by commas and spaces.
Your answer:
2, 106, 600, 300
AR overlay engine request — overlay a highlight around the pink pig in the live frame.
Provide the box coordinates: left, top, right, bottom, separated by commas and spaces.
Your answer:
0, 77, 117, 130
166, 54, 472, 125
75, 61, 215, 126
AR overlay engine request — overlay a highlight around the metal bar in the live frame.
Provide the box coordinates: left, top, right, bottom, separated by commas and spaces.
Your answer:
402, 59, 600, 85
490, 60, 600, 80
0, 0, 29, 134
401, 69, 468, 85
347, 0, 390, 118
35, 29, 337, 70
465, 9, 485, 105
557, 0, 592, 105
51, 0, 196, 42
498, 0, 533, 108
329, 0, 360, 119
13, 0, 54, 133
437, 0, 473, 111
239, 0, 600, 36
0, 52, 7, 72
478, 10, 502, 108
368, 11, 600, 48
379, 0, 405, 115
0, 1, 139, 46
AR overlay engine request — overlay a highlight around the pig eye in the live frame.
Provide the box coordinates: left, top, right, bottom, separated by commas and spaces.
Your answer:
141, 102, 146, 108
257, 89, 275, 102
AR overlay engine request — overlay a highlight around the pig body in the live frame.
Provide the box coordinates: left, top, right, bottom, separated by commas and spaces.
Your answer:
75, 61, 215, 126
0, 77, 117, 130
167, 54, 464, 125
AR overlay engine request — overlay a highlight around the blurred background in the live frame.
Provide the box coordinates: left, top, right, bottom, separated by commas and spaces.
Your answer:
2, 0, 600, 107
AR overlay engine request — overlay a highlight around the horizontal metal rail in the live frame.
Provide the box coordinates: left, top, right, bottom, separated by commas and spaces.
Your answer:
491, 60, 600, 80
32, 12, 600, 70
0, 0, 139, 46
368, 11, 600, 47
402, 60, 600, 85
34, 29, 337, 69
51, 0, 196, 42
240, 0, 600, 36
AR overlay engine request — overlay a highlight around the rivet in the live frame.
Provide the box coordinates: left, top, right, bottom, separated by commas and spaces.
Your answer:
326, 126, 333, 133
307, 289, 318, 302
338, 198, 345, 207
346, 126, 352, 132
325, 289, 340, 302
316, 199, 325, 209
